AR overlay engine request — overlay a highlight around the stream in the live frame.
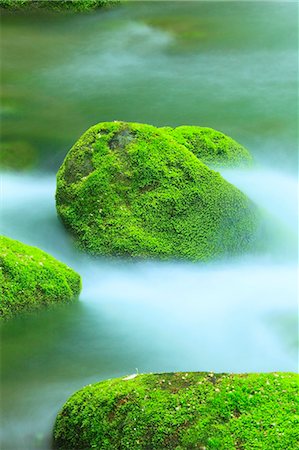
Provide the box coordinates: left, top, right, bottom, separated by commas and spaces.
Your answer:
1, 2, 298, 449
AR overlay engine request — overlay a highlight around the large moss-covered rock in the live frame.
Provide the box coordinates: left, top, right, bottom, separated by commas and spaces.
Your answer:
54, 372, 299, 450
0, 235, 81, 319
0, 0, 118, 12
162, 126, 253, 168
56, 121, 258, 260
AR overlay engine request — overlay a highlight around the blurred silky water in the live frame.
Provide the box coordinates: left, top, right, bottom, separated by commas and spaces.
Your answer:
1, 2, 298, 449
1, 167, 297, 449
1, 1, 298, 171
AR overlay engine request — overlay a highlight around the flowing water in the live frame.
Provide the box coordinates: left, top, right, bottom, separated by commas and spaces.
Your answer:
1, 2, 298, 450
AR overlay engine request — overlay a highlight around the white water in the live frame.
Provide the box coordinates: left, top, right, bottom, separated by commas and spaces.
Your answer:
1, 167, 298, 371
1, 2, 298, 448
1, 168, 298, 449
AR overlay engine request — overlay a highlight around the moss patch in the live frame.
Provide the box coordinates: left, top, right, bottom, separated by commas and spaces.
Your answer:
56, 121, 259, 261
0, 235, 81, 319
0, 0, 118, 12
162, 126, 253, 169
54, 371, 299, 450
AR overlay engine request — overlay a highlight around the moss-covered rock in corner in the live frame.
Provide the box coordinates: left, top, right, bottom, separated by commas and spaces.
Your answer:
0, 0, 118, 12
162, 126, 253, 169
54, 372, 299, 450
0, 235, 81, 319
56, 121, 259, 260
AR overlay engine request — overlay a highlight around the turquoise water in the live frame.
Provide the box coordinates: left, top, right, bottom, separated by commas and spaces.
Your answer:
1, 1, 298, 170
1, 2, 298, 449
1, 169, 298, 449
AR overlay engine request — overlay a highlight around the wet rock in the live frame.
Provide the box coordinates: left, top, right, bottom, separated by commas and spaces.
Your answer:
56, 121, 259, 260
0, 235, 81, 319
54, 372, 298, 450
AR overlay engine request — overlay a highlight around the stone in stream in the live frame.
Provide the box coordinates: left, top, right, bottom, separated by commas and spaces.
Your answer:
53, 371, 299, 450
162, 125, 253, 169
56, 121, 259, 260
0, 235, 81, 319
0, 1, 118, 13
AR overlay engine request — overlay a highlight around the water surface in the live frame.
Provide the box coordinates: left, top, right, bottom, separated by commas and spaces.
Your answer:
1, 2, 298, 449
1, 168, 297, 449
1, 1, 298, 170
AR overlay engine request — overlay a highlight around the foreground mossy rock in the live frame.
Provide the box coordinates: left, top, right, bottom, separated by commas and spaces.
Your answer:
162, 126, 253, 168
54, 372, 299, 450
0, 235, 81, 319
0, 0, 118, 12
56, 121, 258, 260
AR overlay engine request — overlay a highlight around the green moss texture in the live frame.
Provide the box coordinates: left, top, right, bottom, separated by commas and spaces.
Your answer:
0, 235, 81, 319
0, 0, 118, 12
54, 371, 299, 450
56, 121, 259, 260
162, 126, 253, 169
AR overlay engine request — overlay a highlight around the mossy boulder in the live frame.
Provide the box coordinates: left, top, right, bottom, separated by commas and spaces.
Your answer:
0, 235, 81, 319
0, 0, 118, 12
56, 121, 259, 260
54, 371, 299, 450
162, 126, 253, 169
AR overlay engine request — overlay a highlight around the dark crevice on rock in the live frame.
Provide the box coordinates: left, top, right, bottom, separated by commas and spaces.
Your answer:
109, 128, 135, 150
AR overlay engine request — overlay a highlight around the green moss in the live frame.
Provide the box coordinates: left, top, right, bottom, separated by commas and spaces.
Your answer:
0, 0, 118, 12
0, 235, 81, 319
56, 121, 259, 260
162, 126, 253, 169
54, 371, 299, 450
